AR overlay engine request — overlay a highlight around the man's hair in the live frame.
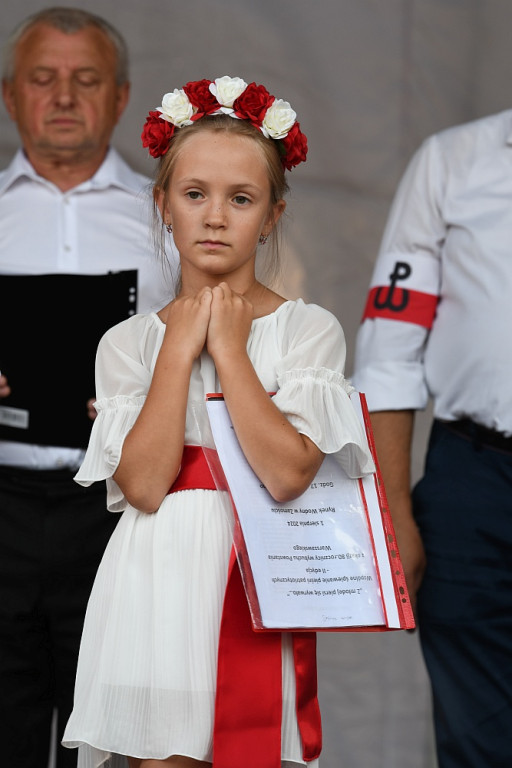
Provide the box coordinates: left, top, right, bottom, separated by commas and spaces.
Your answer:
2, 6, 129, 84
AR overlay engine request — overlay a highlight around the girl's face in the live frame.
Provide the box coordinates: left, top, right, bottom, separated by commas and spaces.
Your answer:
159, 129, 285, 290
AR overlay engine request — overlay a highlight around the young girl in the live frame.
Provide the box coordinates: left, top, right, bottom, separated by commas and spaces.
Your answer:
62, 76, 375, 768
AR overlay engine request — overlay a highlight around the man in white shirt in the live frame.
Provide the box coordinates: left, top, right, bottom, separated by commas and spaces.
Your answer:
352, 111, 512, 768
0, 8, 175, 767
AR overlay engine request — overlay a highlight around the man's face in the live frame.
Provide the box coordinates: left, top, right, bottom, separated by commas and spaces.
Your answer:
2, 23, 129, 164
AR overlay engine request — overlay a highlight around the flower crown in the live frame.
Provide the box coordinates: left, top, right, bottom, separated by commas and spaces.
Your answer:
141, 75, 308, 171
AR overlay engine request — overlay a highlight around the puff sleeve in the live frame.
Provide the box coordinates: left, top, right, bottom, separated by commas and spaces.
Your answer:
271, 302, 375, 478
74, 314, 161, 511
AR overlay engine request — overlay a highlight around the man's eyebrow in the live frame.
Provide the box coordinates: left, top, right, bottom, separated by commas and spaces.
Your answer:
30, 65, 101, 73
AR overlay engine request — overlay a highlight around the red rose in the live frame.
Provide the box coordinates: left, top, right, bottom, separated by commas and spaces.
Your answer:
141, 111, 175, 158
183, 79, 219, 119
280, 121, 308, 170
233, 83, 274, 126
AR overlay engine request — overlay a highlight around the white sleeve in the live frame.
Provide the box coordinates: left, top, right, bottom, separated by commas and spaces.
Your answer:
352, 134, 446, 411
273, 304, 375, 478
73, 316, 156, 511
74, 395, 145, 512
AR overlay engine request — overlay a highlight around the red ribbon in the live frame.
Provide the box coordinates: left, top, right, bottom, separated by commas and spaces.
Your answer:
169, 445, 322, 767
169, 445, 218, 492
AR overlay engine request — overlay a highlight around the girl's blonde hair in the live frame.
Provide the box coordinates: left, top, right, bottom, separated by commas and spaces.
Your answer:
152, 115, 289, 289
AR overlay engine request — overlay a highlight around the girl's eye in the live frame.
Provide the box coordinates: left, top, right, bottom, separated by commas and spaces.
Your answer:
233, 195, 250, 205
186, 191, 203, 200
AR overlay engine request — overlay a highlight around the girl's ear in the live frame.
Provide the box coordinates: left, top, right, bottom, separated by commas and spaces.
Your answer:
274, 199, 287, 224
264, 198, 286, 236
154, 186, 169, 223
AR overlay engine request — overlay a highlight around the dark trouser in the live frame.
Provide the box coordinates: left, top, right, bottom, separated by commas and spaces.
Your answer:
0, 466, 119, 768
413, 420, 512, 768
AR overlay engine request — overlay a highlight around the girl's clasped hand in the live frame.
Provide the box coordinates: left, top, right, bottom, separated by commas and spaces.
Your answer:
164, 282, 253, 369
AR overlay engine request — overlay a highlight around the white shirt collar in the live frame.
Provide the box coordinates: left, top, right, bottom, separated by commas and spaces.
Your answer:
0, 146, 149, 197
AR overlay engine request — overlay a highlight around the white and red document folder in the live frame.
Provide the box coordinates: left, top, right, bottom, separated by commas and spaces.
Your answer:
203, 391, 415, 632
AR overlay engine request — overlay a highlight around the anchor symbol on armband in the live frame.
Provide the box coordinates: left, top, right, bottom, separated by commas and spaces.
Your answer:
373, 261, 412, 312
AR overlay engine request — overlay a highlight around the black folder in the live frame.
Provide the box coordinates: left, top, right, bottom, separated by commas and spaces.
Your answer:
0, 271, 138, 448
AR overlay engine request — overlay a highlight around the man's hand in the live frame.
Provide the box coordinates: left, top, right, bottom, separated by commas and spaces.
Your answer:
0, 373, 11, 399
370, 409, 426, 620
87, 398, 97, 421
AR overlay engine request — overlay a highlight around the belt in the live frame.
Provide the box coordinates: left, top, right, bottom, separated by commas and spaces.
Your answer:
440, 419, 512, 454
0, 464, 76, 477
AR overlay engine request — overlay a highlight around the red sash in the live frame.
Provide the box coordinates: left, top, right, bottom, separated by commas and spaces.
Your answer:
169, 446, 322, 767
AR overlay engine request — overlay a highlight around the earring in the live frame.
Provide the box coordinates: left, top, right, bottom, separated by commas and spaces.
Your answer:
166, 222, 172, 234
258, 233, 268, 245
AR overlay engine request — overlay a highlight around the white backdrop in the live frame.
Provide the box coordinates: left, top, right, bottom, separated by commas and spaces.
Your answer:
2, 2, 512, 767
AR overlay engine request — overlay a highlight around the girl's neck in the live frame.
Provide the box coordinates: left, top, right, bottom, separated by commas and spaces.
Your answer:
246, 282, 287, 318
176, 278, 286, 319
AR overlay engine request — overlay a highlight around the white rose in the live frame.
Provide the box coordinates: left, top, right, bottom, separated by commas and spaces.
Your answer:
160, 89, 194, 126
262, 99, 297, 139
209, 76, 248, 108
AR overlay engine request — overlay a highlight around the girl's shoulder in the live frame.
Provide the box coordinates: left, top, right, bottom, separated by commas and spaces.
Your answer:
268, 298, 342, 330
253, 300, 345, 354
98, 311, 163, 350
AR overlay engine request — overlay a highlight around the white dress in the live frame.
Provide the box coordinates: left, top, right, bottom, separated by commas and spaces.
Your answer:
62, 299, 375, 767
